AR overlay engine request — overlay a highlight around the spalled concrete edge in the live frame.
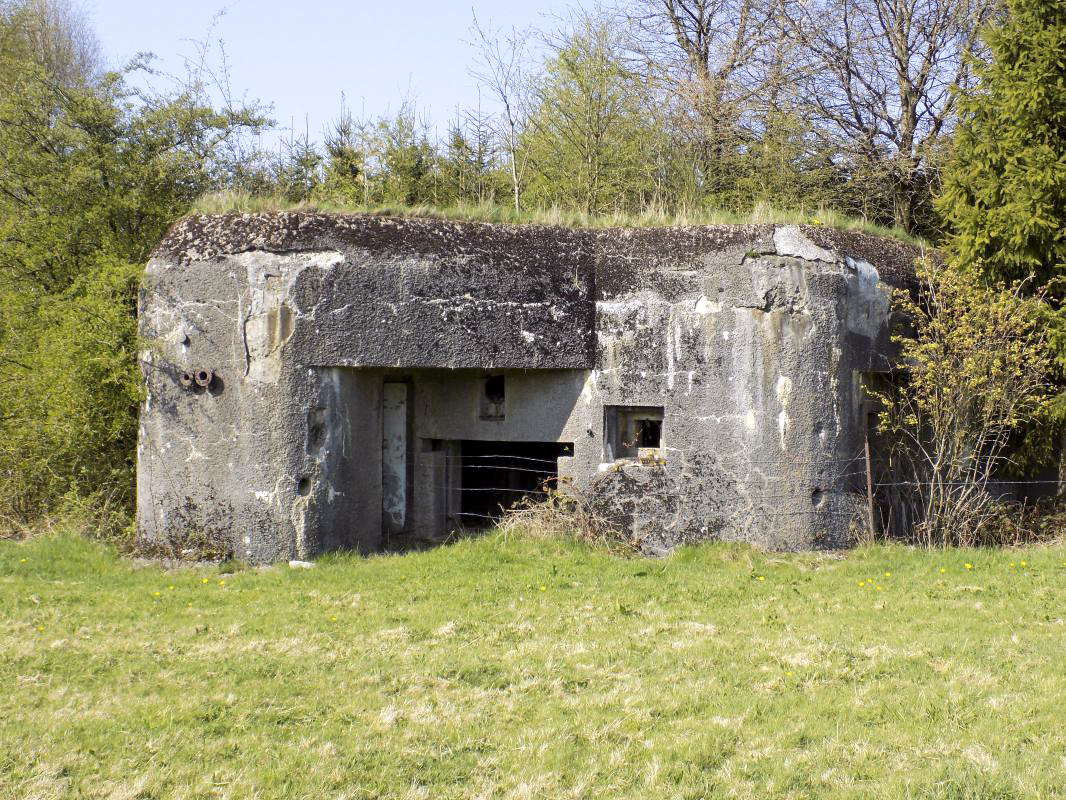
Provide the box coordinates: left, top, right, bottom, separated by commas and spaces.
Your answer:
152, 212, 925, 286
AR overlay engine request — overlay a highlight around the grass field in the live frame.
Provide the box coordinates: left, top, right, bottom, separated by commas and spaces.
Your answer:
2, 533, 1065, 799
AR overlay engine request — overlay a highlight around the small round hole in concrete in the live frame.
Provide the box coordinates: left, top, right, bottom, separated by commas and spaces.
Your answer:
297, 477, 312, 496
811, 488, 825, 508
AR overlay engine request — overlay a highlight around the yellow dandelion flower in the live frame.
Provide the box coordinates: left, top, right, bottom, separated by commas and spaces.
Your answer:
884, 572, 892, 577
1009, 562, 1016, 567
857, 581, 865, 587
939, 568, 946, 573
36, 626, 44, 633
757, 576, 765, 581
1020, 561, 1027, 567
786, 671, 793, 677
330, 616, 337, 621
218, 580, 226, 587
201, 578, 209, 584
965, 563, 973, 570
153, 591, 161, 597
19, 558, 27, 563
876, 586, 883, 591
169, 585, 175, 590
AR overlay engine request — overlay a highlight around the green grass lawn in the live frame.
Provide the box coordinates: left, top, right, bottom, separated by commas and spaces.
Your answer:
2, 533, 1064, 799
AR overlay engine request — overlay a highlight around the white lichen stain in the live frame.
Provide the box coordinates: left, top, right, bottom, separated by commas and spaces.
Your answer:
776, 375, 793, 450
580, 371, 598, 405
695, 295, 722, 315
665, 325, 675, 390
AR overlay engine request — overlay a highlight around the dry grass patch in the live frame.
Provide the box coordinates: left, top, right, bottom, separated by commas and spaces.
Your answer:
190, 191, 925, 245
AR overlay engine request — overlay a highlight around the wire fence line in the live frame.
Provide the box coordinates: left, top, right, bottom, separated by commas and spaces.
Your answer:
412, 453, 871, 483
411, 453, 1062, 487
874, 479, 1064, 487
405, 451, 1061, 527
413, 452, 872, 467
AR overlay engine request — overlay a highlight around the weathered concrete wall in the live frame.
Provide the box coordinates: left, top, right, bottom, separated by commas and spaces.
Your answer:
139, 212, 915, 560
572, 226, 895, 551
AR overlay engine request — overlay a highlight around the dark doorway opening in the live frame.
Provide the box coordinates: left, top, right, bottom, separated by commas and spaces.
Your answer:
458, 440, 572, 526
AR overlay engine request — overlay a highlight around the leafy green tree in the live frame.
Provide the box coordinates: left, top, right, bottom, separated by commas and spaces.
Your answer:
523, 8, 660, 214
716, 109, 844, 212
273, 132, 323, 202
936, 0, 1066, 477
378, 105, 438, 206
875, 263, 1052, 545
0, 0, 266, 529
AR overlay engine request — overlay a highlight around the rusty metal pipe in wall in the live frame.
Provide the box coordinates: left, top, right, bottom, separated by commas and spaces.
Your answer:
194, 369, 214, 388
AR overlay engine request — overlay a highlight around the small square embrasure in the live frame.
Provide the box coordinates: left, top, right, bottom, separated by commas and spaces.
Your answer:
479, 375, 505, 420
604, 405, 664, 461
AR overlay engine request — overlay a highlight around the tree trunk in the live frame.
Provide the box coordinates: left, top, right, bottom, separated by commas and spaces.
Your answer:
507, 121, 521, 212
893, 179, 915, 234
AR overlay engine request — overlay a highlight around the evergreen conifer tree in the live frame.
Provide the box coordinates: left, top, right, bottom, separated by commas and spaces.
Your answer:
937, 0, 1065, 285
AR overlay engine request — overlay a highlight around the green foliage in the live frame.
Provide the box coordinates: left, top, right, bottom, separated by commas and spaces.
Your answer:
436, 111, 506, 206
190, 192, 925, 243
523, 10, 660, 214
936, 0, 1066, 467
712, 110, 846, 212
938, 0, 1066, 286
272, 133, 324, 202
0, 256, 142, 521
316, 110, 366, 205
0, 0, 266, 529
875, 261, 1053, 545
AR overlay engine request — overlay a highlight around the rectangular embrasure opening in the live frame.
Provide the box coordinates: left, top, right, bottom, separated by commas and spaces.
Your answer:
456, 440, 572, 526
479, 375, 505, 420
604, 405, 664, 462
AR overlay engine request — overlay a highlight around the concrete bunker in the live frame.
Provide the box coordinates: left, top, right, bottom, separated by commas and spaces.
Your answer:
137, 212, 918, 561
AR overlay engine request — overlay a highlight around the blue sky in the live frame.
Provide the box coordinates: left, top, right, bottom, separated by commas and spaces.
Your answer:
86, 0, 569, 145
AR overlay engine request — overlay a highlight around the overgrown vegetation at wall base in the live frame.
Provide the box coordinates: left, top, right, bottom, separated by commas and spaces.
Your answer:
874, 262, 1054, 544
2, 533, 1065, 798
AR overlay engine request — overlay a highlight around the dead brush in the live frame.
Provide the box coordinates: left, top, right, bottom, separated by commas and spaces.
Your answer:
976, 498, 1066, 548
131, 526, 233, 563
498, 485, 637, 554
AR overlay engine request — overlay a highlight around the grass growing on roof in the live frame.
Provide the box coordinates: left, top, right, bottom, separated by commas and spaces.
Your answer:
191, 190, 927, 246
3, 532, 1064, 798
